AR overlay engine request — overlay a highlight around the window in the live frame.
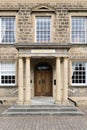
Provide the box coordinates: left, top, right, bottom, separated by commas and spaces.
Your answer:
0, 17, 15, 43
36, 16, 51, 42
0, 63, 15, 86
72, 62, 87, 85
71, 17, 86, 43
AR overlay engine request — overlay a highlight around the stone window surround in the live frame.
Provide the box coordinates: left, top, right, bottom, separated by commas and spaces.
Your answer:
70, 12, 87, 44
32, 13, 54, 43
0, 11, 18, 44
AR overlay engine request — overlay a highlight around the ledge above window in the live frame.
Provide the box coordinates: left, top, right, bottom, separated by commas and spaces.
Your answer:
31, 5, 55, 13
68, 8, 87, 12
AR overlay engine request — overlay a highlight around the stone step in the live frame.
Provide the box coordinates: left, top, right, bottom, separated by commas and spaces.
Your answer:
2, 111, 84, 115
2, 105, 84, 115
6, 106, 78, 111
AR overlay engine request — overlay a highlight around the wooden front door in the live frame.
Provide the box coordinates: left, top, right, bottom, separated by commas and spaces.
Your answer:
34, 64, 52, 96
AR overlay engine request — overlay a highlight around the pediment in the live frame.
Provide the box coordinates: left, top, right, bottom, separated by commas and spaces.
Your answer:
31, 5, 55, 13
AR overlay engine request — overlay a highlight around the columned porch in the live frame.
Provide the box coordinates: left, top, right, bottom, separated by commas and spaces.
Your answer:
17, 56, 69, 105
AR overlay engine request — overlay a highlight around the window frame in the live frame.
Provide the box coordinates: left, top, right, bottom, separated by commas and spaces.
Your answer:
0, 17, 16, 44
33, 14, 53, 43
35, 16, 51, 42
0, 12, 17, 44
71, 61, 87, 86
0, 62, 16, 86
70, 13, 87, 44
71, 17, 86, 44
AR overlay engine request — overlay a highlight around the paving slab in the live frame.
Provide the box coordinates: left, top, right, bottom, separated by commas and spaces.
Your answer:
0, 105, 86, 130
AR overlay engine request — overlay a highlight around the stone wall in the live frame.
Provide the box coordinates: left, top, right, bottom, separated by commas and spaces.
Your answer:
0, 0, 87, 105
69, 47, 87, 60
0, 1, 86, 44
0, 88, 18, 105
0, 46, 18, 60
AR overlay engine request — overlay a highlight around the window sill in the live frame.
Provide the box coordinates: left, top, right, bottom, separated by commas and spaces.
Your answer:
0, 85, 17, 88
0, 43, 15, 44
71, 43, 87, 46
69, 85, 87, 88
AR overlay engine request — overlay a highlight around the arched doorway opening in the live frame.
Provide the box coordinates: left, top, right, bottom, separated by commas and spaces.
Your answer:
34, 62, 52, 96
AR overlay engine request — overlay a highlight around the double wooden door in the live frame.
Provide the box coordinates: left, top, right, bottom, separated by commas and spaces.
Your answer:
34, 70, 52, 96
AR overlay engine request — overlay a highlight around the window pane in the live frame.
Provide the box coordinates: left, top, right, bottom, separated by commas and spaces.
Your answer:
1, 17, 15, 43
71, 17, 86, 43
36, 17, 51, 42
72, 62, 86, 84
0, 63, 15, 85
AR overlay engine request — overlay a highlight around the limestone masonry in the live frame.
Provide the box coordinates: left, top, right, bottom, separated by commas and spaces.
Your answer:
0, 0, 87, 106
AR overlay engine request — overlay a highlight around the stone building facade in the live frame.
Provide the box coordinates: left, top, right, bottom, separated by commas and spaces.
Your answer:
0, 0, 87, 105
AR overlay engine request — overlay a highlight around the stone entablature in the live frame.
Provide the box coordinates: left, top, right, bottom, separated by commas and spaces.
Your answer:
18, 48, 68, 57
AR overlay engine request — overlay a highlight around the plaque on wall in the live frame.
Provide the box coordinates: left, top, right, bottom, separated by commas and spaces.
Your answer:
31, 49, 55, 54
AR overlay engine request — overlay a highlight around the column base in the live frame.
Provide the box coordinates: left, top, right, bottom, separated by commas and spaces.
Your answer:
55, 100, 62, 105
17, 101, 24, 105
62, 99, 70, 105
24, 100, 31, 105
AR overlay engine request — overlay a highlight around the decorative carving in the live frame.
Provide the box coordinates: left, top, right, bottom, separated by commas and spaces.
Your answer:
31, 5, 55, 13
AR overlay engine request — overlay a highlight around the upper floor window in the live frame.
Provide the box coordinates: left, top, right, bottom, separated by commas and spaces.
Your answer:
36, 16, 51, 42
72, 62, 87, 85
0, 17, 15, 44
71, 17, 86, 43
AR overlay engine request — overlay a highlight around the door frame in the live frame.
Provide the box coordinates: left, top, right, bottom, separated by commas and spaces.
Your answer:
34, 62, 53, 96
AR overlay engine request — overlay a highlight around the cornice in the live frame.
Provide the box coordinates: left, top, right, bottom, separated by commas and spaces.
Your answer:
15, 43, 71, 49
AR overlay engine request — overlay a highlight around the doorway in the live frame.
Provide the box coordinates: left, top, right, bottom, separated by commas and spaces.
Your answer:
34, 62, 52, 96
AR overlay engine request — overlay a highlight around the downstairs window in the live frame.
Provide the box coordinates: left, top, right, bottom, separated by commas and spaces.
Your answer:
0, 63, 15, 86
72, 62, 87, 85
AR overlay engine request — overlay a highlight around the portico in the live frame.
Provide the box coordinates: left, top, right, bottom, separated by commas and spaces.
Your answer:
17, 48, 69, 105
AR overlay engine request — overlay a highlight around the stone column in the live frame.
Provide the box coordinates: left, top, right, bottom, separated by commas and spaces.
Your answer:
25, 57, 31, 105
63, 57, 69, 104
55, 57, 61, 104
18, 57, 24, 104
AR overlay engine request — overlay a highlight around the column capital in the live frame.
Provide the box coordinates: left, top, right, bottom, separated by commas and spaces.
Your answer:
26, 57, 31, 59
56, 56, 68, 59
56, 56, 61, 59
18, 57, 23, 59
64, 56, 69, 59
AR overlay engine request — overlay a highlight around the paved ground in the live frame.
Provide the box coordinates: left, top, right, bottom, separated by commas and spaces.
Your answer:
0, 105, 87, 130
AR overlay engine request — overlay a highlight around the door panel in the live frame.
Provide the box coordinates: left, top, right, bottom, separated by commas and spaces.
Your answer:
45, 71, 52, 96
35, 70, 52, 96
35, 71, 42, 96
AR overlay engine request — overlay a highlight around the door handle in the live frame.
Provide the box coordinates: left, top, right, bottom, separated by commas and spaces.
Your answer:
39, 80, 40, 85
